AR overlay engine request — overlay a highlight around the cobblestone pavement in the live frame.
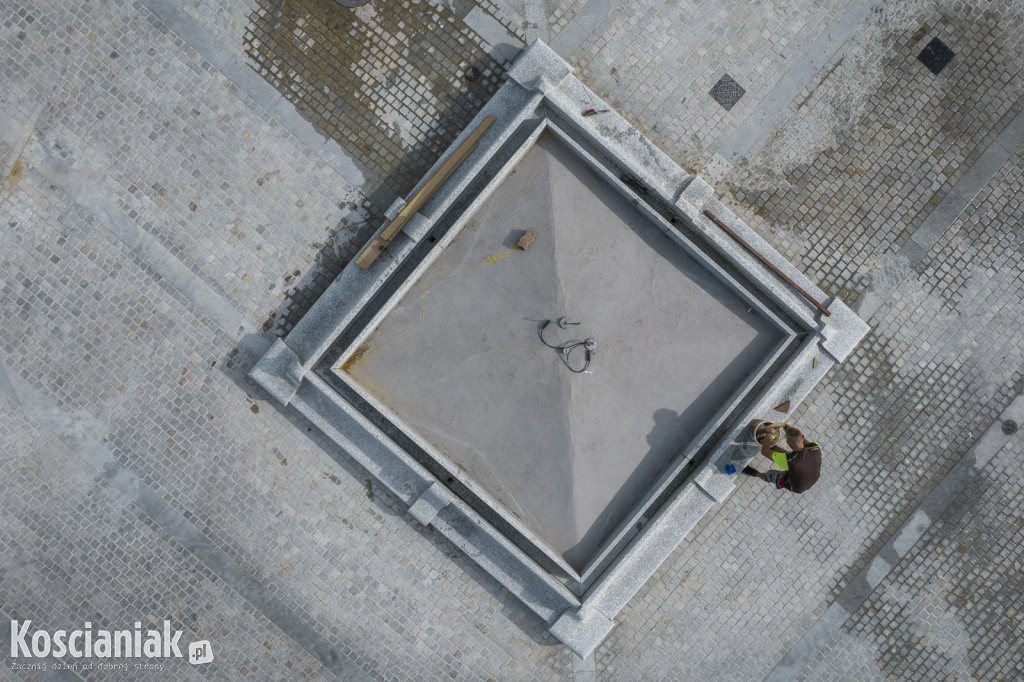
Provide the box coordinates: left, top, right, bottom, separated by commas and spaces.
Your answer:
2, 0, 1023, 680
796, 436, 1024, 680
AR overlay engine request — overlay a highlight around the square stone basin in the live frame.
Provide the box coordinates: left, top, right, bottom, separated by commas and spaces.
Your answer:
252, 41, 870, 656
337, 134, 784, 571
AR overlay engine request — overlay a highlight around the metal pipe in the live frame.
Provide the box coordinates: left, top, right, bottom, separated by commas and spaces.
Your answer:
703, 210, 831, 317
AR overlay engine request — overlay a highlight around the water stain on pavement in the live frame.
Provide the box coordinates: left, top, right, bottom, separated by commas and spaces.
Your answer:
725, 7, 1021, 306
244, 0, 508, 196
245, 0, 511, 335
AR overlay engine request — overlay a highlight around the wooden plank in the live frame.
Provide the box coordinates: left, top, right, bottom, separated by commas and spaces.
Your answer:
357, 115, 497, 269
355, 235, 390, 270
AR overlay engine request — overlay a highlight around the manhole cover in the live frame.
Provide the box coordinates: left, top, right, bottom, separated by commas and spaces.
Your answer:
709, 74, 745, 111
918, 37, 955, 75
1002, 419, 1018, 435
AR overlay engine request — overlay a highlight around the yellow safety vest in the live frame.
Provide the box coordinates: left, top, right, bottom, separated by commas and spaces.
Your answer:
772, 442, 821, 471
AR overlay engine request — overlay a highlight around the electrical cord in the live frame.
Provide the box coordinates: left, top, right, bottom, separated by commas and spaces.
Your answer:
540, 319, 596, 373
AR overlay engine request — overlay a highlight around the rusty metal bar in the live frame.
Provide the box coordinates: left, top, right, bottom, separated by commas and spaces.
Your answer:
703, 210, 831, 317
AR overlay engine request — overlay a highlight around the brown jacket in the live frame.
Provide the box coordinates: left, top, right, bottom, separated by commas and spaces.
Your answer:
786, 442, 822, 493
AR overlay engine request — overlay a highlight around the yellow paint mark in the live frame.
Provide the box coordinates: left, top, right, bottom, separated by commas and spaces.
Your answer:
4, 131, 34, 192
4, 156, 24, 189
9, 157, 24, 181
340, 345, 368, 373
338, 244, 522, 369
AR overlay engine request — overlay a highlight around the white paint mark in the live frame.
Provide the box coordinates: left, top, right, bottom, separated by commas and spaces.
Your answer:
892, 510, 930, 557
866, 557, 890, 589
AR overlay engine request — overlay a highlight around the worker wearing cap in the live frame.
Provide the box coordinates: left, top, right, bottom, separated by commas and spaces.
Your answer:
742, 425, 822, 493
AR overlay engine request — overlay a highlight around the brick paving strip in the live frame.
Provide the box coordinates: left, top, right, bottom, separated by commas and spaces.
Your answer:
0, 363, 372, 682
765, 393, 1024, 680
854, 108, 1024, 322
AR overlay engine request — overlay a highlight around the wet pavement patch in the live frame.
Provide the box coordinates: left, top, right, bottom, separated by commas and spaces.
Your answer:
244, 0, 509, 196
918, 37, 955, 75
244, 0, 513, 337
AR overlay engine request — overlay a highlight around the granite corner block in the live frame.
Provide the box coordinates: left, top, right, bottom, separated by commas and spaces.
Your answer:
820, 297, 871, 362
675, 176, 716, 211
693, 462, 737, 502
508, 40, 573, 94
250, 338, 304, 405
548, 604, 615, 659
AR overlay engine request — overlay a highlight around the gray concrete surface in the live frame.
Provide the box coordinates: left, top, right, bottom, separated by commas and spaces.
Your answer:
344, 135, 782, 570
3, 0, 1024, 679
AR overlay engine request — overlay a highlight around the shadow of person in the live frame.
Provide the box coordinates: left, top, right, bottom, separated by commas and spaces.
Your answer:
647, 407, 680, 448
561, 407, 687, 572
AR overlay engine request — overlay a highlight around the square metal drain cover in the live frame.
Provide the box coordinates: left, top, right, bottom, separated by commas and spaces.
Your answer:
709, 74, 745, 111
918, 37, 954, 75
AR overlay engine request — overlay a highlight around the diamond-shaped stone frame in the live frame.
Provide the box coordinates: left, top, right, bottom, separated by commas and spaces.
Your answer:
251, 41, 869, 658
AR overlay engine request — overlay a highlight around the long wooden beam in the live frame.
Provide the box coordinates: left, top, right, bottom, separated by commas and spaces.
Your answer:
357, 115, 497, 269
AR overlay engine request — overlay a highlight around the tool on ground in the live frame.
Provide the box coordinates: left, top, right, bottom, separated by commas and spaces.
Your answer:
582, 108, 610, 117
702, 210, 831, 317
541, 319, 595, 373
357, 115, 497, 269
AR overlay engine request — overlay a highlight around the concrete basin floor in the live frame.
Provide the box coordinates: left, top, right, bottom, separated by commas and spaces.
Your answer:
342, 135, 783, 571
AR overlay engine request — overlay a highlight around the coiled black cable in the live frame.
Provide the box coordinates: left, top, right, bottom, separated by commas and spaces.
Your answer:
540, 320, 595, 373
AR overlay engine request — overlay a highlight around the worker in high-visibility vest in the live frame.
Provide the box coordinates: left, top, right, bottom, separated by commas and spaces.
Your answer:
742, 425, 822, 494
